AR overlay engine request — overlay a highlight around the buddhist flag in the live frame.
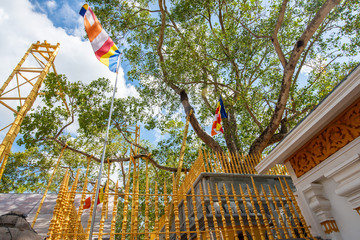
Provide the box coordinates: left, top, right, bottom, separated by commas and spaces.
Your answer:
83, 196, 91, 209
97, 183, 106, 204
79, 4, 120, 72
83, 184, 106, 210
211, 96, 228, 136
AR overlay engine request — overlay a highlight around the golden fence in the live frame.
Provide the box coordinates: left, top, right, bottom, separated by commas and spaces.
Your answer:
44, 149, 312, 240
177, 150, 288, 203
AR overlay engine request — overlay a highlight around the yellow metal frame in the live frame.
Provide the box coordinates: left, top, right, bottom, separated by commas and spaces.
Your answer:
0, 41, 60, 180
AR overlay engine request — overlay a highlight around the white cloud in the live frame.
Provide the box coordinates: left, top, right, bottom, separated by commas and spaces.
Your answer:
45, 0, 57, 11
0, 8, 9, 23
0, 0, 138, 140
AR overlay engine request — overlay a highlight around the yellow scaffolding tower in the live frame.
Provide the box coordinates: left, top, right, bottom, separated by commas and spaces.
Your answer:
0, 41, 60, 180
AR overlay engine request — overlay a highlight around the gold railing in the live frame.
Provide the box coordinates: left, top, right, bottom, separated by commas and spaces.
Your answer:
177, 149, 288, 203
45, 149, 311, 240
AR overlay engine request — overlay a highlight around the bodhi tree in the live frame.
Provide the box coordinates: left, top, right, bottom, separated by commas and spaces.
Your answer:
0, 73, 197, 192
87, 0, 359, 155
3, 0, 360, 192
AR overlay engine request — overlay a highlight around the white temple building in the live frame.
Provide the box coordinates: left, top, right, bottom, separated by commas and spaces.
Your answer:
256, 64, 360, 240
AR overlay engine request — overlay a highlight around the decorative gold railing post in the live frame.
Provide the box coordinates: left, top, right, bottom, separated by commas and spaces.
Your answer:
121, 160, 132, 240
98, 179, 109, 240
154, 182, 160, 240
199, 184, 210, 239
239, 184, 256, 239
190, 185, 201, 238
144, 159, 150, 240
223, 183, 237, 238
163, 182, 170, 240
235, 153, 244, 174
241, 154, 250, 174
231, 184, 248, 240
261, 184, 281, 239
283, 178, 312, 237
48, 169, 70, 239
230, 152, 240, 173
251, 177, 274, 240
278, 178, 304, 238
85, 180, 98, 239
246, 184, 265, 240
131, 164, 140, 239
32, 145, 67, 227
105, 158, 110, 219
215, 184, 230, 240
268, 185, 289, 239
274, 185, 296, 238
207, 183, 221, 240
110, 181, 119, 240
183, 188, 191, 239
172, 175, 181, 239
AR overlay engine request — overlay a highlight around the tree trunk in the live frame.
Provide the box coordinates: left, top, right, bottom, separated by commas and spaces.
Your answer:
180, 90, 223, 153
223, 109, 241, 154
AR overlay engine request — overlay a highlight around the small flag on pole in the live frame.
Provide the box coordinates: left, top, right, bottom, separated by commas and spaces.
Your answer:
97, 183, 106, 204
83, 184, 106, 210
79, 4, 120, 72
83, 196, 91, 209
211, 96, 227, 136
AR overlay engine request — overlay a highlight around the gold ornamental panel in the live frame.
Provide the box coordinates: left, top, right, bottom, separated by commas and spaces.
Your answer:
288, 97, 360, 178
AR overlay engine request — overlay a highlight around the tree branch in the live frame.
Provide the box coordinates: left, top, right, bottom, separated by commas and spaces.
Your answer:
250, 0, 341, 154
272, 0, 289, 68
244, 102, 263, 132
54, 112, 74, 139
157, 0, 223, 153
45, 137, 189, 173
238, 20, 272, 39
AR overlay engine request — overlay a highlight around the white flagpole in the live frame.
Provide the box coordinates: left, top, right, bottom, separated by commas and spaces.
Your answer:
88, 53, 122, 240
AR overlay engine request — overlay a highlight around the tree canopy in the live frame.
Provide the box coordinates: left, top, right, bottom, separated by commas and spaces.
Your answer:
87, 0, 359, 155
2, 0, 360, 193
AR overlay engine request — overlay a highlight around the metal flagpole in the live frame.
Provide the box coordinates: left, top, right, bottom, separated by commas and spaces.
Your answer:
88, 53, 122, 240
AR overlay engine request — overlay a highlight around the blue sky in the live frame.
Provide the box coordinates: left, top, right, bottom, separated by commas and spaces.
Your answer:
29, 0, 83, 36
0, 0, 149, 151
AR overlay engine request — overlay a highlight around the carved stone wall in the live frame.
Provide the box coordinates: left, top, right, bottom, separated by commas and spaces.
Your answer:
287, 97, 360, 178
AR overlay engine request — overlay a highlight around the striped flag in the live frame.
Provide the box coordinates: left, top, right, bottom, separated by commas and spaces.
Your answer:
83, 183, 106, 210
79, 4, 120, 72
211, 96, 227, 136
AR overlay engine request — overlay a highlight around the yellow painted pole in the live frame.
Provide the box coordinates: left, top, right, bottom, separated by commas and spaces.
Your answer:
239, 184, 256, 239
261, 184, 281, 239
207, 183, 221, 240
198, 184, 210, 239
223, 183, 237, 238
251, 177, 274, 240
215, 184, 229, 240
190, 185, 201, 238
32, 145, 67, 227
246, 184, 265, 240
110, 181, 119, 240
231, 183, 248, 240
